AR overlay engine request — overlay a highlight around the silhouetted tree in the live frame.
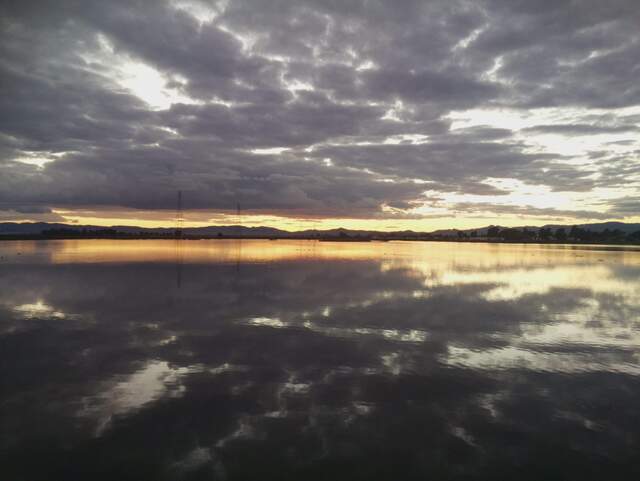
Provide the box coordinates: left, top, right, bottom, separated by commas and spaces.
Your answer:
521, 228, 535, 240
487, 226, 500, 237
569, 225, 579, 239
538, 227, 552, 240
500, 228, 524, 241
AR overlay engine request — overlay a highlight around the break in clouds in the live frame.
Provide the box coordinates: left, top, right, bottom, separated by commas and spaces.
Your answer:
0, 0, 639, 223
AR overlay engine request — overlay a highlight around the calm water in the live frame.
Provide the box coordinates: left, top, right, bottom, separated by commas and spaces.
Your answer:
1, 239, 640, 480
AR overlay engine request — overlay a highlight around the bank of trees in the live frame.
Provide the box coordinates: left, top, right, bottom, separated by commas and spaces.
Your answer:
483, 225, 639, 243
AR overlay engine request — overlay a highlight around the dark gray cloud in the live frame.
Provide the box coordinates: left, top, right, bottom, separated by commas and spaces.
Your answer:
522, 124, 639, 136
0, 149, 429, 217
608, 197, 640, 217
470, 0, 640, 109
0, 205, 66, 222
0, 0, 638, 221
304, 138, 577, 195
451, 202, 613, 221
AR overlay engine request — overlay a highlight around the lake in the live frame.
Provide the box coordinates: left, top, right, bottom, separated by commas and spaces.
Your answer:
1, 239, 640, 480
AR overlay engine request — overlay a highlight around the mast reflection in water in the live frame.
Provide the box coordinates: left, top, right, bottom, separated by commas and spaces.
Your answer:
1, 239, 640, 480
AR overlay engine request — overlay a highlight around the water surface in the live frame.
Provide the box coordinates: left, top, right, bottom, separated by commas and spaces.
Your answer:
1, 239, 640, 480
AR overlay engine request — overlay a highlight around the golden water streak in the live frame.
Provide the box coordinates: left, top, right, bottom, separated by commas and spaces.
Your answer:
2, 239, 639, 267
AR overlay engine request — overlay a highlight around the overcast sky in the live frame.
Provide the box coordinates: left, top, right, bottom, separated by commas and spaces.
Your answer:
1, 0, 639, 230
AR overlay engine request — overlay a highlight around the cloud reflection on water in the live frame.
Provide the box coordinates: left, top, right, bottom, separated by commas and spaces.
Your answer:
1, 240, 640, 480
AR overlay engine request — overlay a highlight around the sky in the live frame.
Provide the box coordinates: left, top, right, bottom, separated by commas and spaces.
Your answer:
0, 0, 639, 231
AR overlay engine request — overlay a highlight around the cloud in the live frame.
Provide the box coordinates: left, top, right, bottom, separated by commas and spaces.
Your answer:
0, 0, 639, 222
0, 204, 66, 222
607, 196, 640, 217
304, 137, 586, 194
0, 149, 430, 218
522, 124, 639, 136
451, 202, 613, 221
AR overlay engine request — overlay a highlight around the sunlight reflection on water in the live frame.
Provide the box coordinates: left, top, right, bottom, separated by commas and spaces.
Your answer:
1, 239, 640, 479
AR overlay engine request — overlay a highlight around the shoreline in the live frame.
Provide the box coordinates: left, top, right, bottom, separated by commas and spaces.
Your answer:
1, 235, 639, 249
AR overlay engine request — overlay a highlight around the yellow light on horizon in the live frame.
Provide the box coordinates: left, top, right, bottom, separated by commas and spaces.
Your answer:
47, 208, 640, 234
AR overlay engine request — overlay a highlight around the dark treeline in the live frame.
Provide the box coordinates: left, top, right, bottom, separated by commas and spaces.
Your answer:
44, 228, 123, 238
41, 228, 170, 239
1, 225, 639, 245
462, 225, 640, 244
0, 228, 179, 240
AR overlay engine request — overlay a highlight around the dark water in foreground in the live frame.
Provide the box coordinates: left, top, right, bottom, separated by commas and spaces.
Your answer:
1, 239, 640, 480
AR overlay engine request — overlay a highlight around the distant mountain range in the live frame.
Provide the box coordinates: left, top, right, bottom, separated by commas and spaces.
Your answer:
432, 221, 640, 236
1, 221, 639, 237
0, 222, 289, 237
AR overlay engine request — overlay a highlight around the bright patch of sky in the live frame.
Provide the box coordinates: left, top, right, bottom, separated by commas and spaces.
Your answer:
448, 106, 640, 158
87, 35, 198, 110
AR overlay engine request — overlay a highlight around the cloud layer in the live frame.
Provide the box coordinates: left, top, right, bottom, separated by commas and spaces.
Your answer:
0, 0, 639, 224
